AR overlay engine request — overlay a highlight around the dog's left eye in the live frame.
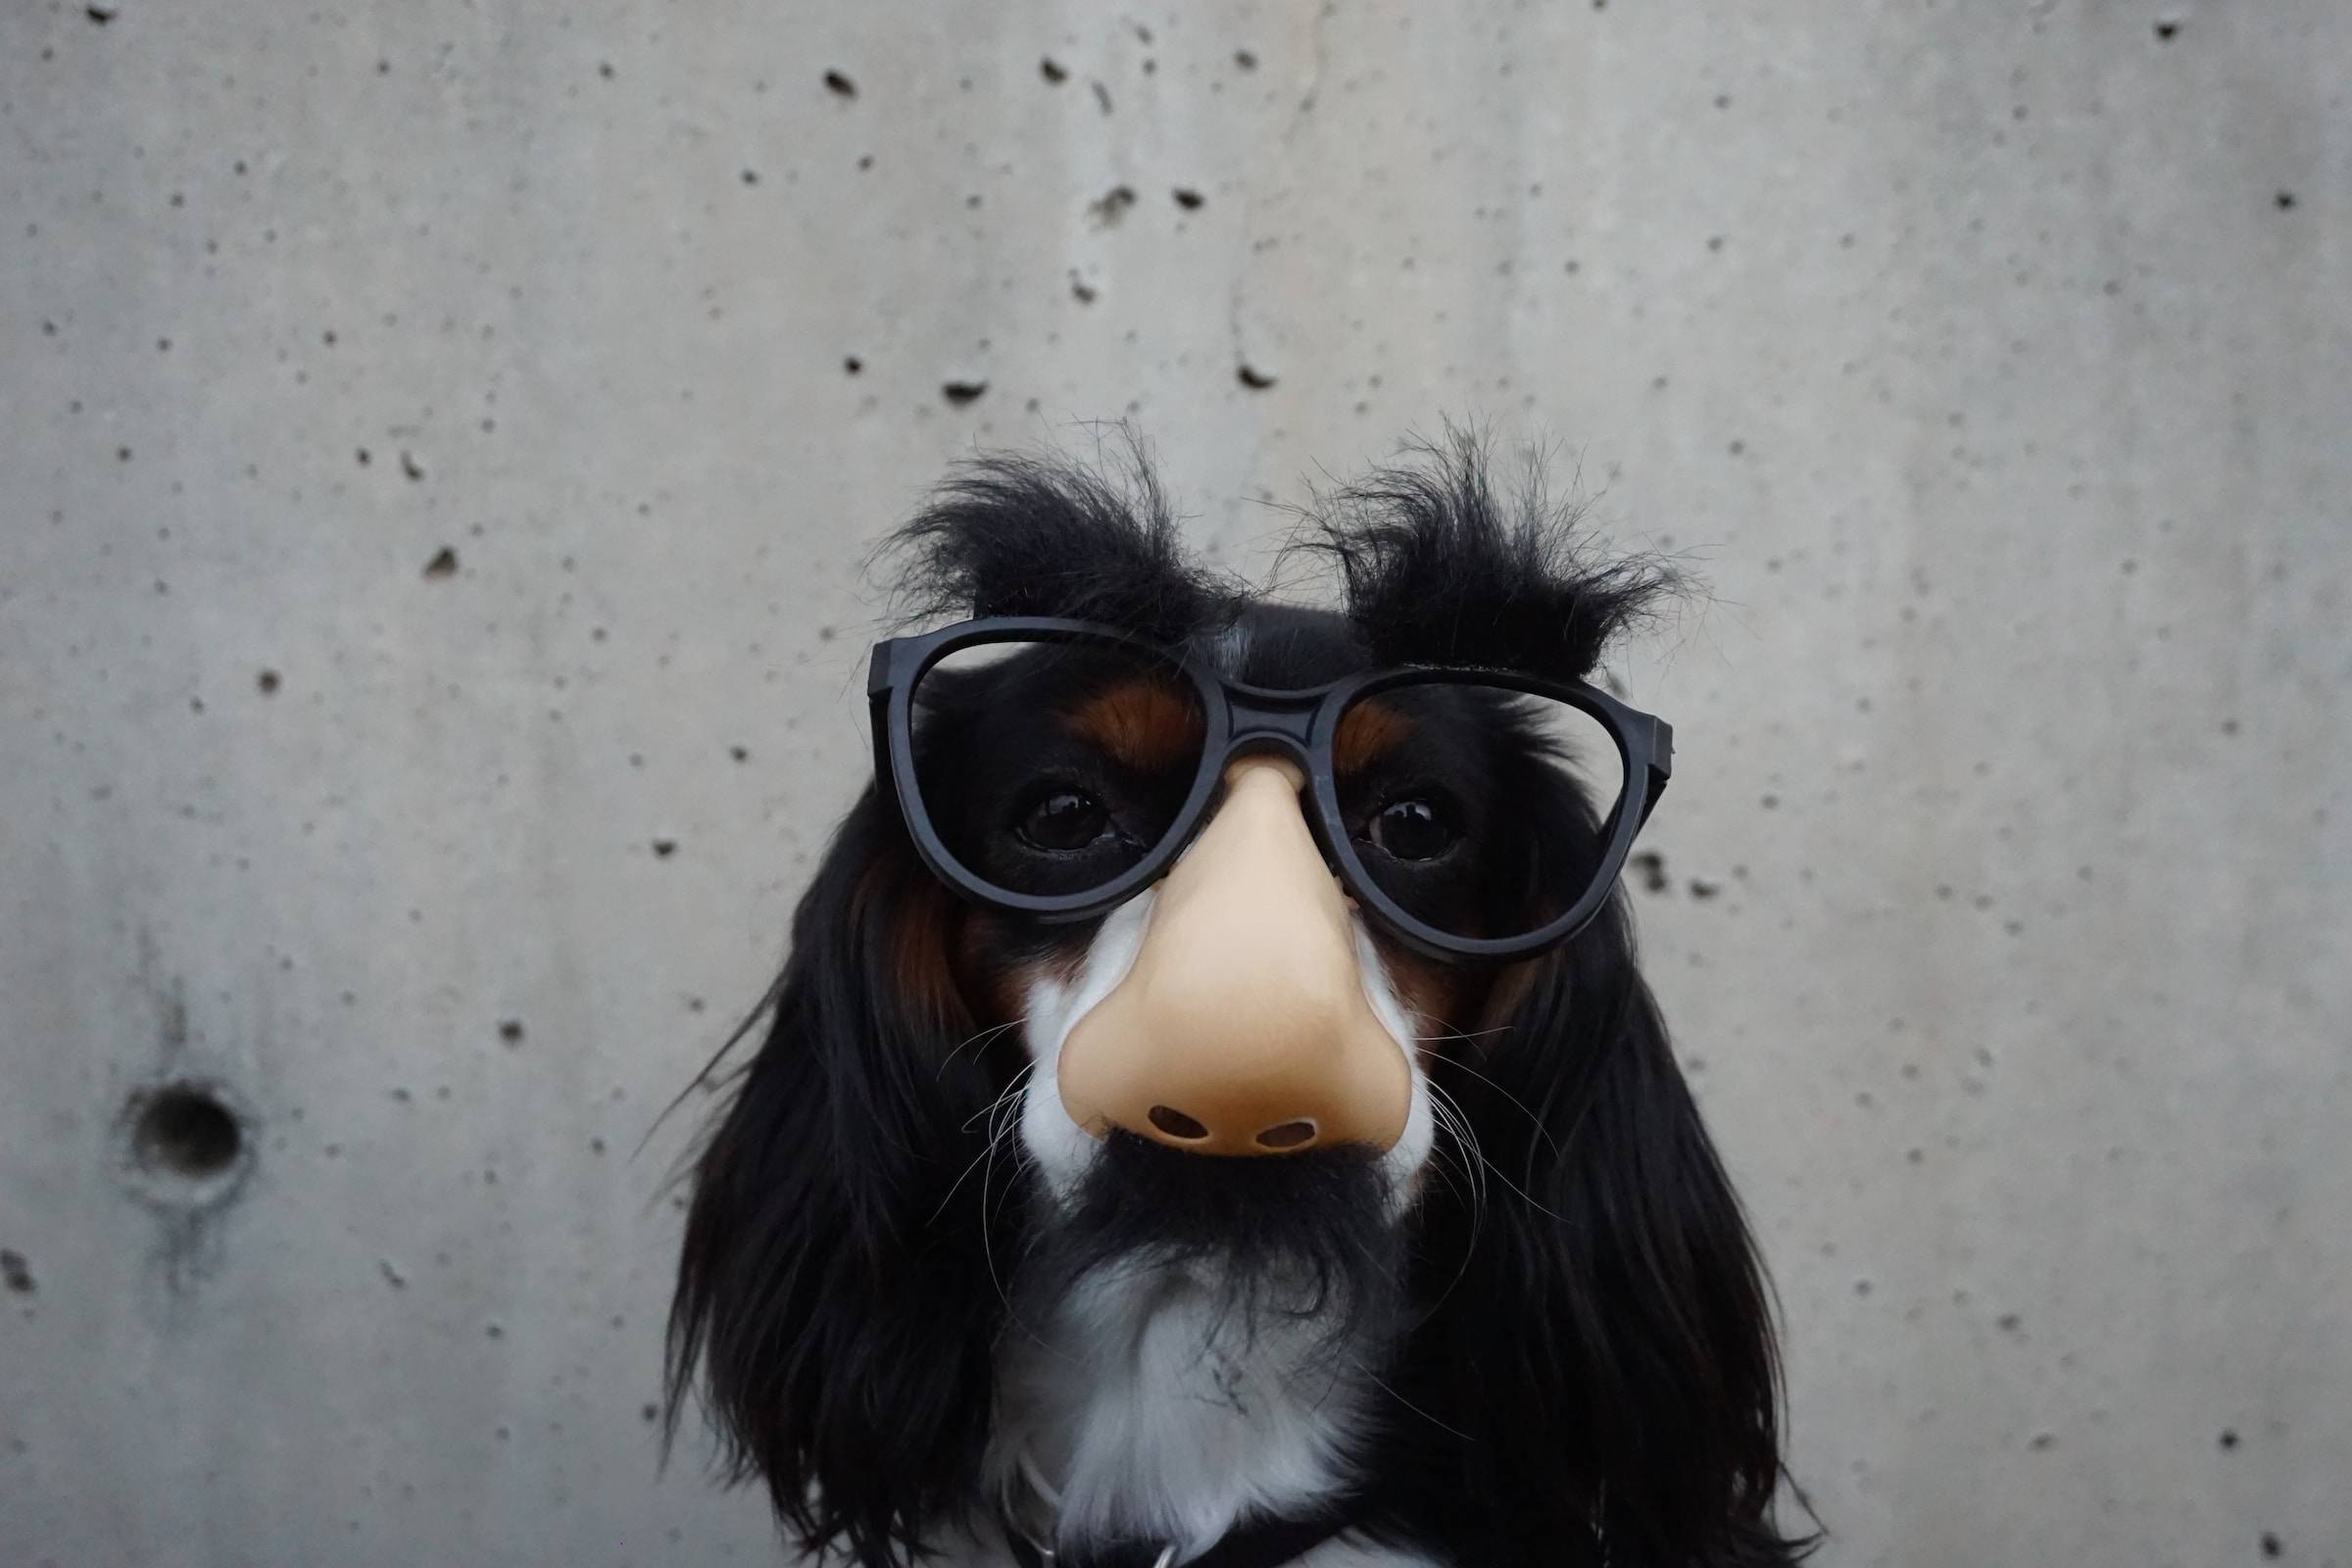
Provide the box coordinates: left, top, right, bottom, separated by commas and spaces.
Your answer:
1365, 798, 1459, 861
1015, 787, 1117, 853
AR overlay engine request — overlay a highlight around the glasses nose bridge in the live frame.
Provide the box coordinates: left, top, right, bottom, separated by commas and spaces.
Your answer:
1219, 691, 1321, 772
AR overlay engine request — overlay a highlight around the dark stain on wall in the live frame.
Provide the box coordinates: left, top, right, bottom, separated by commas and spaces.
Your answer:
1089, 184, 1137, 226
0, 1250, 33, 1295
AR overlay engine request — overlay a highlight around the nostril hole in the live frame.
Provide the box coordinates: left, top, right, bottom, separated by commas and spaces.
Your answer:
1255, 1119, 1317, 1151
1147, 1105, 1210, 1142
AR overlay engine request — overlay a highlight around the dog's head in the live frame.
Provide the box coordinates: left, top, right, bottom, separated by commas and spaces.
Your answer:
668, 433, 1799, 1567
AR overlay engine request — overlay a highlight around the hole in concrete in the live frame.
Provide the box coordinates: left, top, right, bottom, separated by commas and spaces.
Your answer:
1147, 1104, 1208, 1141
131, 1084, 242, 1180
1256, 1119, 1316, 1150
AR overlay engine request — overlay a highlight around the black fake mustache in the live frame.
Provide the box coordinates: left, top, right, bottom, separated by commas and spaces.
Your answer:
1015, 1131, 1409, 1353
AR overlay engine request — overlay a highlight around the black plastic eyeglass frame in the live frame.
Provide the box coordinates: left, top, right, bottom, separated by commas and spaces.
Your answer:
867, 616, 1673, 962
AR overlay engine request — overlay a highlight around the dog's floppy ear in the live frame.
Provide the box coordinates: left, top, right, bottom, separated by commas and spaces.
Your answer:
1394, 896, 1805, 1566
665, 791, 1007, 1568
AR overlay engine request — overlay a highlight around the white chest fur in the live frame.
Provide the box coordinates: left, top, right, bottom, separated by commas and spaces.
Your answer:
986, 1261, 1379, 1557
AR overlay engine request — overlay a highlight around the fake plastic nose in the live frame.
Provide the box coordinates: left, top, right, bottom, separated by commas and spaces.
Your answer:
1055, 758, 1413, 1156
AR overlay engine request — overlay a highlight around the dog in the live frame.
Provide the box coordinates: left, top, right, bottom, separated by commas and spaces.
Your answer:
667, 433, 1805, 1567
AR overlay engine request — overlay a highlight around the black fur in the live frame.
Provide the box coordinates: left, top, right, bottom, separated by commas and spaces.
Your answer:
663, 800, 1015, 1562
876, 431, 1241, 646
668, 432, 1805, 1568
1296, 427, 1682, 682
1017, 1132, 1408, 1369
1368, 894, 1798, 1565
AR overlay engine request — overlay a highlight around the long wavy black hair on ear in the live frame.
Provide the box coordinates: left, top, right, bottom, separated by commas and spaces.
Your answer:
664, 441, 1237, 1567
1299, 433, 1807, 1565
1364, 895, 1812, 1565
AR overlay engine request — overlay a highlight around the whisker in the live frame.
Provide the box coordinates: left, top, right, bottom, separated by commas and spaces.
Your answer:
1430, 1079, 1562, 1222
1404, 1086, 1508, 1328
938, 1016, 1027, 1079
1411, 1024, 1514, 1045
962, 1057, 1039, 1133
1363, 1368, 1474, 1443
1429, 1054, 1564, 1163
932, 1062, 1037, 1224
975, 1057, 1055, 1317
1425, 1086, 1487, 1208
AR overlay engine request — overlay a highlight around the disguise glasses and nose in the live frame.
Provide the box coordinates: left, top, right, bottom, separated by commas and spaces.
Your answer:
868, 617, 1672, 963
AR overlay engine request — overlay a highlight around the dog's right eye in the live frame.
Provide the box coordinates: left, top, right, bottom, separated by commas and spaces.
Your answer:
1015, 787, 1115, 853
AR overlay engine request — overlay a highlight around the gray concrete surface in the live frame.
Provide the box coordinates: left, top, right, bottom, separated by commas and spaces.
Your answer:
3, 2, 2348, 1564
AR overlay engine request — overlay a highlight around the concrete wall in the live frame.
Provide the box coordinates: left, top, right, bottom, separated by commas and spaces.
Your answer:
3, 2, 2346, 1564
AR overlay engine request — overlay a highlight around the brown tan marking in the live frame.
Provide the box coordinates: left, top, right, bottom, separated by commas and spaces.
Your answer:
1370, 934, 1465, 1061
1334, 698, 1414, 776
854, 860, 974, 1030
955, 909, 1087, 1029
1065, 679, 1205, 773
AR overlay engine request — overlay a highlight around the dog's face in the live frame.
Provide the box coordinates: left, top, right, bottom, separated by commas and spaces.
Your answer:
668, 435, 1798, 1568
930, 609, 1477, 1199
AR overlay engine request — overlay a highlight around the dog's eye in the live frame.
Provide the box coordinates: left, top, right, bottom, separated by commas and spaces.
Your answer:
1365, 798, 1458, 861
1016, 787, 1116, 853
